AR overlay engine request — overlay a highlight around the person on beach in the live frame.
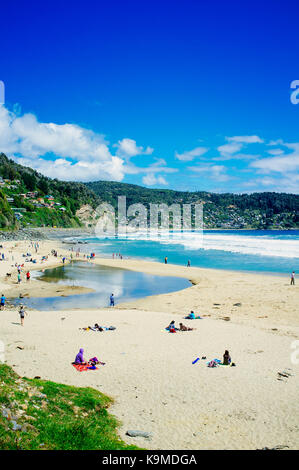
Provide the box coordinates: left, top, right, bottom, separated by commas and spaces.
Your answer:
223, 350, 231, 365
0, 294, 5, 310
17, 273, 21, 284
179, 322, 195, 331
187, 260, 191, 267
166, 320, 177, 332
110, 293, 115, 307
164, 257, 168, 264
186, 311, 196, 319
290, 271, 295, 285
74, 348, 86, 364
19, 305, 27, 326
26, 271, 30, 281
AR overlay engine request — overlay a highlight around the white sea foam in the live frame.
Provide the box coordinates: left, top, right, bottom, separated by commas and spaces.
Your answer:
112, 231, 299, 259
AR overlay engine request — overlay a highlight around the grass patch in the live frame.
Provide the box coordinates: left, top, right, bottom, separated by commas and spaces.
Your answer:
0, 363, 141, 450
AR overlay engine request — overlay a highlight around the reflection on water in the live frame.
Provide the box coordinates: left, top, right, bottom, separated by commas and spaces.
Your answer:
14, 261, 190, 311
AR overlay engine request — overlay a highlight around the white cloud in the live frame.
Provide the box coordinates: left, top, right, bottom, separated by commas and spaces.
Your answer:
115, 138, 153, 158
0, 104, 136, 182
142, 173, 168, 186
175, 146, 208, 162
226, 135, 264, 144
188, 164, 229, 182
217, 142, 243, 156
251, 147, 299, 174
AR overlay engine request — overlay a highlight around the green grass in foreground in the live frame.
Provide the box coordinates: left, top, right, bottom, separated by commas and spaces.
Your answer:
0, 363, 141, 450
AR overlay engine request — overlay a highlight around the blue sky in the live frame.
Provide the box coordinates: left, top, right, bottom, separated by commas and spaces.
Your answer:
0, 0, 299, 193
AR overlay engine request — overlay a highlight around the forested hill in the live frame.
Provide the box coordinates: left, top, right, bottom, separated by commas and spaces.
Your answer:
86, 181, 299, 229
0, 153, 100, 229
0, 152, 298, 230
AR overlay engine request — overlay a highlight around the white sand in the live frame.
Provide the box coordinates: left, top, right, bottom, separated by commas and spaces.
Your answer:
0, 240, 298, 449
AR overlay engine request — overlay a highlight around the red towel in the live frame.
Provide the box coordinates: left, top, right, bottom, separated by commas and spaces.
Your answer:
72, 363, 98, 372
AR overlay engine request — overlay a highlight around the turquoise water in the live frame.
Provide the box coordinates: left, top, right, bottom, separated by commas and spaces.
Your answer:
14, 261, 190, 311
78, 230, 299, 275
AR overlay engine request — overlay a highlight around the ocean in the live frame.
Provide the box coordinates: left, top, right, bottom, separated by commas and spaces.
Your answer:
78, 229, 299, 275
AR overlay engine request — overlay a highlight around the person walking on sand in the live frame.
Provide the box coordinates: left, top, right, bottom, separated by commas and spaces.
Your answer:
291, 271, 295, 285
110, 293, 115, 307
0, 294, 5, 310
19, 305, 27, 326
17, 273, 21, 284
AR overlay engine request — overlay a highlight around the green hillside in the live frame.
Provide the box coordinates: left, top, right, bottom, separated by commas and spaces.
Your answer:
0, 152, 298, 231
87, 181, 299, 229
0, 153, 100, 229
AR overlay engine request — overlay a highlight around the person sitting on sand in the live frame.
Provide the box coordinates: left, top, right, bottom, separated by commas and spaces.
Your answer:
223, 350, 231, 366
166, 320, 177, 332
179, 323, 195, 331
74, 348, 87, 364
186, 311, 196, 319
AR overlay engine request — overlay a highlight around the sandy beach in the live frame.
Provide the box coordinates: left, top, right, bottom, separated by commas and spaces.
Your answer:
0, 238, 298, 450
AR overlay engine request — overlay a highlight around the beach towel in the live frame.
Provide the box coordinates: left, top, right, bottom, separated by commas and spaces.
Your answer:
72, 363, 98, 372
184, 316, 202, 320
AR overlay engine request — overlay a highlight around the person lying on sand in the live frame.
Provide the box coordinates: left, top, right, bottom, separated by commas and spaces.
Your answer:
179, 322, 195, 331
87, 324, 104, 331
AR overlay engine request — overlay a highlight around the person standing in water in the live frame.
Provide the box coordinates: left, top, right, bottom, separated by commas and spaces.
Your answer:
290, 271, 295, 285
164, 257, 168, 264
187, 260, 191, 267
110, 293, 115, 307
